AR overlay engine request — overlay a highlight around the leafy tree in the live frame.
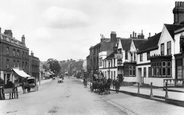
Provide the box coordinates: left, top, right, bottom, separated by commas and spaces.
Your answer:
47, 59, 61, 75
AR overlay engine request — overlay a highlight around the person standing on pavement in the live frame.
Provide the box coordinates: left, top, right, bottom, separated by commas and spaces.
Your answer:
115, 77, 120, 93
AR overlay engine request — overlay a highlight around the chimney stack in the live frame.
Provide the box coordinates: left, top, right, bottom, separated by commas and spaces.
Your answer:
31, 51, 34, 56
21, 35, 25, 45
149, 33, 151, 37
110, 31, 117, 43
4, 30, 13, 38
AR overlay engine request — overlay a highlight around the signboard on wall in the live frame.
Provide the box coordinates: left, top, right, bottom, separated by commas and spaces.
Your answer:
115, 54, 123, 59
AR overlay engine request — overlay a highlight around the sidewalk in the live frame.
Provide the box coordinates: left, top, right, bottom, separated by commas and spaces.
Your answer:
111, 86, 184, 107
17, 79, 52, 94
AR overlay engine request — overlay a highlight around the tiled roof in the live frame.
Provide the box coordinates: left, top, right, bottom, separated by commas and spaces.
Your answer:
105, 51, 116, 60
138, 32, 161, 53
133, 39, 147, 50
100, 41, 112, 51
165, 24, 184, 39
121, 38, 132, 51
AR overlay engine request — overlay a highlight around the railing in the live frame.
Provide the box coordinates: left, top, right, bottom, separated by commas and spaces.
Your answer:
163, 79, 184, 87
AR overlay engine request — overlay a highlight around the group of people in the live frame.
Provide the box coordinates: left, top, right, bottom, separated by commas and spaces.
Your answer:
83, 72, 121, 94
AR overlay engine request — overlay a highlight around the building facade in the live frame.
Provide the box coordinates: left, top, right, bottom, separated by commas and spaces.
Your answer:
0, 29, 29, 84
29, 51, 40, 80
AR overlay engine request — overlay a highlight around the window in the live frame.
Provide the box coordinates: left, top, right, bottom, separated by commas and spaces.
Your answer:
22, 51, 24, 57
133, 66, 136, 76
148, 67, 151, 77
6, 47, 9, 55
167, 41, 171, 55
140, 54, 143, 62
125, 51, 128, 59
13, 60, 16, 67
17, 60, 20, 67
129, 66, 132, 76
129, 66, 136, 76
22, 61, 24, 69
147, 52, 150, 60
161, 43, 164, 55
99, 58, 102, 67
17, 50, 19, 57
144, 67, 146, 77
13, 49, 16, 56
6, 59, 10, 68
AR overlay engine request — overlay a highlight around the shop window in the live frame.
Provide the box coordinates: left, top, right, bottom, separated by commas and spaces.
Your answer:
163, 68, 166, 75
167, 68, 171, 76
144, 67, 146, 77
177, 66, 182, 79
133, 67, 136, 76
129, 66, 132, 76
148, 67, 151, 77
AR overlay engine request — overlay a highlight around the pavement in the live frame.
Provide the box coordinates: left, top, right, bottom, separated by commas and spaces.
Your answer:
75, 78, 184, 107
17, 78, 52, 94
111, 85, 184, 107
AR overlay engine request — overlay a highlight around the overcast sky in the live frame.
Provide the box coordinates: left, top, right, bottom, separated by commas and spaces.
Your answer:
0, 0, 176, 61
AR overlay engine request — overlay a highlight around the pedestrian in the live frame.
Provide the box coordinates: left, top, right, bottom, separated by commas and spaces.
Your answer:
113, 79, 116, 89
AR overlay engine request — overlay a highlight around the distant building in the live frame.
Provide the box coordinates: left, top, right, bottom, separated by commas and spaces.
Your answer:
29, 51, 40, 80
89, 31, 117, 73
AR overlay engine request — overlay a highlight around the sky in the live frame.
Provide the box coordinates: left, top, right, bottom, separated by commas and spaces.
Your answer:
0, 0, 177, 61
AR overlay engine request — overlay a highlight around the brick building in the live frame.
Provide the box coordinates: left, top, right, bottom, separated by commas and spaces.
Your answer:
0, 29, 29, 84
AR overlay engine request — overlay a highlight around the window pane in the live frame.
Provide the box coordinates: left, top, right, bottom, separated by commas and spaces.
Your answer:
167, 68, 171, 76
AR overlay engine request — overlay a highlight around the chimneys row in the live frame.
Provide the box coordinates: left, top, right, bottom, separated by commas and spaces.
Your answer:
130, 30, 144, 39
0, 27, 26, 46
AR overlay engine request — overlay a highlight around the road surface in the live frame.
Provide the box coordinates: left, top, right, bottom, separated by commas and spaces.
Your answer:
1, 77, 184, 115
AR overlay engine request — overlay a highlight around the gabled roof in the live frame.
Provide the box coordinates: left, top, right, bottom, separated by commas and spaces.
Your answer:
105, 51, 116, 60
120, 38, 132, 51
133, 39, 147, 50
165, 24, 184, 39
138, 32, 161, 53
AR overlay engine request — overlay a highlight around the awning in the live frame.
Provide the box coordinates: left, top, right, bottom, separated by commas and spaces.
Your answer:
12, 68, 31, 78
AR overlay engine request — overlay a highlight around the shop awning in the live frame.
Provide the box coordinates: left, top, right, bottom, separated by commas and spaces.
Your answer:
12, 68, 31, 78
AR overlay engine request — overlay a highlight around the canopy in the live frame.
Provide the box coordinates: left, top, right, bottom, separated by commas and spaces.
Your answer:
12, 68, 31, 78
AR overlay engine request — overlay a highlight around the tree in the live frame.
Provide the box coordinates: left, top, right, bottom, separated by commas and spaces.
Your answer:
47, 59, 61, 75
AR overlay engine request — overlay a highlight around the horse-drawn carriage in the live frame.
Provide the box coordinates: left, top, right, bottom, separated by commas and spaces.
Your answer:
22, 77, 39, 93
90, 73, 112, 95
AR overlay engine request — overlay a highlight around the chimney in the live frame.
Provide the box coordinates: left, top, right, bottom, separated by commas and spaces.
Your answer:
31, 51, 34, 56
130, 34, 132, 38
173, 1, 184, 25
149, 33, 151, 37
4, 30, 13, 37
110, 31, 117, 43
0, 27, 1, 33
132, 31, 134, 38
21, 35, 25, 45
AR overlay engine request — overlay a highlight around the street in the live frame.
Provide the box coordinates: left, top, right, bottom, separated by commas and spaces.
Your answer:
0, 77, 184, 115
